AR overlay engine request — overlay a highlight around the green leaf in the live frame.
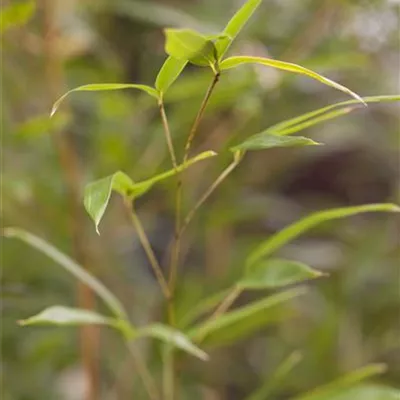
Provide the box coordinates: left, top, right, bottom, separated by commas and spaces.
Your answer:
293, 364, 387, 400
230, 132, 321, 152
0, 0, 35, 34
19, 306, 117, 327
3, 228, 128, 320
216, 0, 262, 58
164, 28, 217, 66
84, 171, 134, 234
139, 324, 209, 361
246, 351, 303, 400
50, 84, 158, 117
247, 204, 400, 267
220, 56, 365, 105
155, 56, 188, 95
130, 150, 217, 198
304, 384, 400, 400
266, 95, 400, 136
239, 259, 325, 290
189, 287, 306, 347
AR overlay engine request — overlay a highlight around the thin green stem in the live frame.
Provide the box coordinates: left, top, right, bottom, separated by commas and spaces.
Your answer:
158, 98, 178, 169
179, 156, 241, 236
124, 200, 170, 299
168, 71, 221, 293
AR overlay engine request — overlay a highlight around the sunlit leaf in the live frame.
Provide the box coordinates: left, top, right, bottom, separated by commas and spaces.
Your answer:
247, 204, 400, 267
239, 259, 325, 290
50, 84, 158, 117
230, 132, 320, 152
293, 364, 387, 400
189, 288, 306, 347
139, 324, 209, 361
84, 171, 134, 234
19, 306, 117, 327
220, 56, 365, 104
155, 56, 188, 95
216, 0, 262, 58
3, 229, 128, 319
266, 95, 400, 136
246, 351, 303, 400
164, 28, 217, 66
1, 0, 35, 34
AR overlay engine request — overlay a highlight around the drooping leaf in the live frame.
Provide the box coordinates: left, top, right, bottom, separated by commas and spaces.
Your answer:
215, 0, 262, 58
230, 132, 320, 152
239, 259, 325, 290
3, 228, 128, 320
220, 56, 365, 104
129, 150, 217, 198
139, 324, 208, 361
246, 351, 303, 400
293, 364, 387, 400
0, 0, 35, 34
19, 306, 117, 327
50, 84, 158, 117
189, 288, 306, 347
164, 28, 217, 66
267, 95, 400, 136
247, 204, 400, 267
155, 56, 188, 95
84, 171, 134, 234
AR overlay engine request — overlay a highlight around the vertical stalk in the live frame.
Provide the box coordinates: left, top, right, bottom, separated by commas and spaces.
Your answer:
42, 1, 99, 399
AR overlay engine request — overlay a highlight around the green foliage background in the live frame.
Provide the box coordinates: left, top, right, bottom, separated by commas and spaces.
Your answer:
2, 0, 399, 399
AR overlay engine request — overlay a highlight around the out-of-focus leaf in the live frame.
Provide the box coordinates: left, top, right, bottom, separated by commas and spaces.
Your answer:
247, 204, 400, 267
155, 56, 188, 95
164, 28, 216, 66
239, 259, 325, 290
139, 324, 208, 361
246, 351, 303, 400
130, 150, 217, 198
179, 288, 231, 328
216, 0, 262, 58
293, 364, 387, 400
19, 306, 116, 327
15, 114, 70, 139
1, 0, 35, 34
220, 56, 365, 104
189, 288, 306, 347
268, 95, 400, 136
3, 229, 128, 320
306, 384, 400, 400
230, 132, 320, 152
50, 84, 158, 116
84, 171, 134, 234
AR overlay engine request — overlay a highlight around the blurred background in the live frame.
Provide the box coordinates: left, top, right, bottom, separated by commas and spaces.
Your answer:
2, 0, 399, 399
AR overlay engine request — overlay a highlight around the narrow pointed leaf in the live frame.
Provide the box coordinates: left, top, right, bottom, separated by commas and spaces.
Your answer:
3, 228, 128, 319
216, 0, 262, 58
164, 28, 217, 66
51, 84, 158, 117
155, 56, 188, 94
189, 287, 306, 346
268, 95, 400, 136
19, 306, 117, 327
220, 56, 365, 104
247, 204, 400, 267
246, 351, 303, 400
239, 259, 325, 290
293, 364, 387, 400
230, 132, 320, 152
139, 324, 208, 361
84, 171, 134, 234
130, 150, 217, 198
